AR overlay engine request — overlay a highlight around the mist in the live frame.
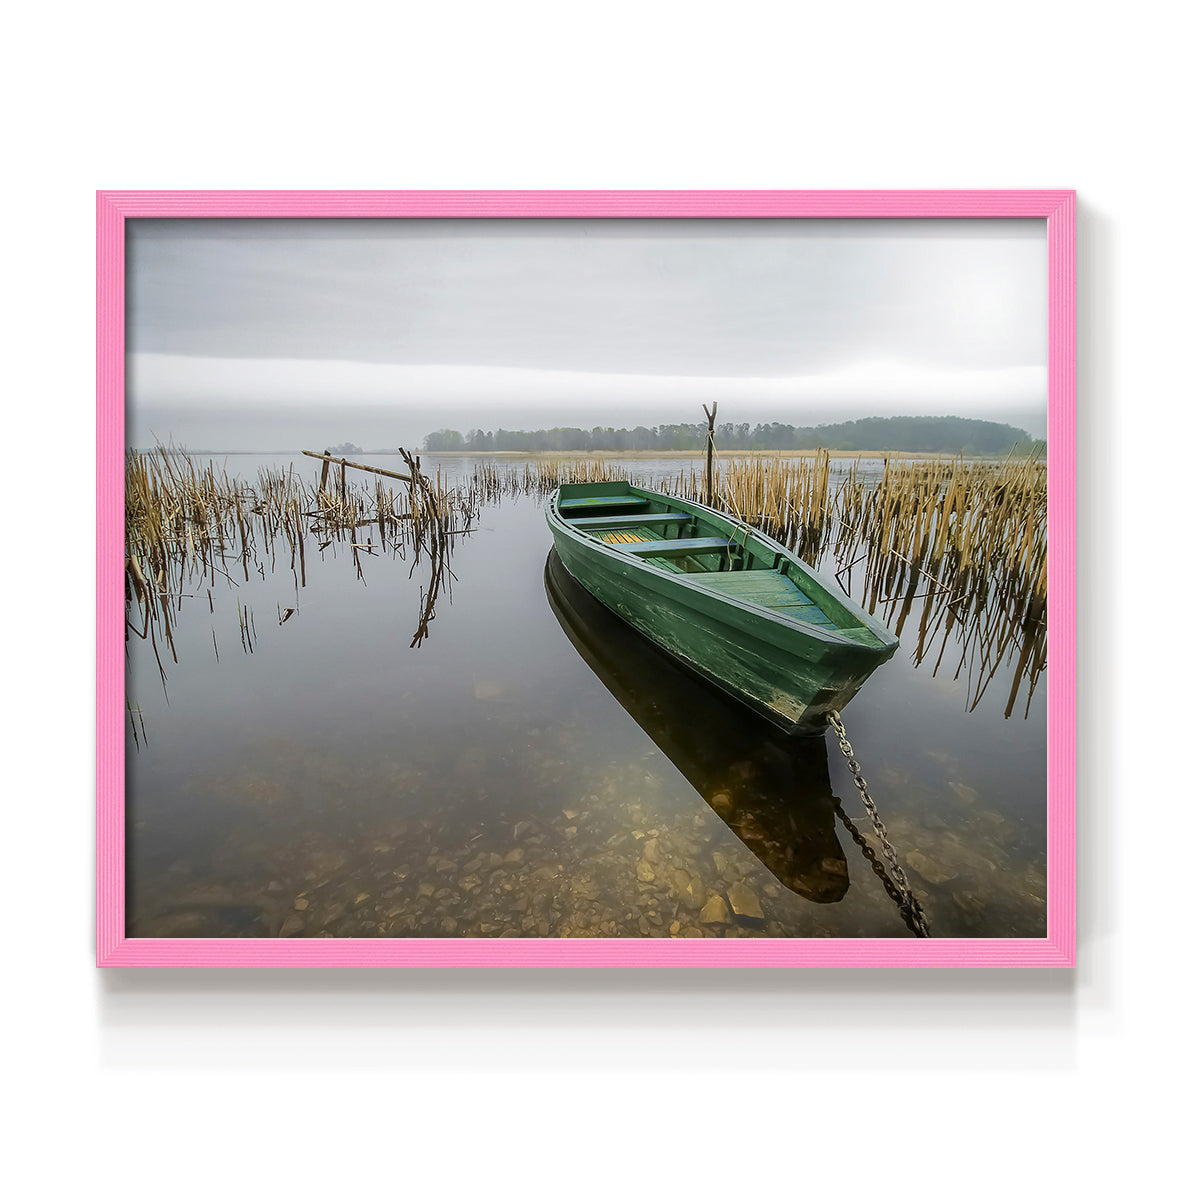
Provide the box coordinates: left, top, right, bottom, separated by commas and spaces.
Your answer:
125, 217, 1048, 450
127, 354, 1047, 451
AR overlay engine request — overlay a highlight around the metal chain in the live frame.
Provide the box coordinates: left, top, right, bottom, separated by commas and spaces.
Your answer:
827, 710, 931, 937
830, 802, 915, 925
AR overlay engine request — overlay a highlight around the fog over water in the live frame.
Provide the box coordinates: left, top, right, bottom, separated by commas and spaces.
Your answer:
126, 218, 1048, 450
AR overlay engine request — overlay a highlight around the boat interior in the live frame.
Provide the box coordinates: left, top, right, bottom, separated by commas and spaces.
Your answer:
557, 486, 839, 629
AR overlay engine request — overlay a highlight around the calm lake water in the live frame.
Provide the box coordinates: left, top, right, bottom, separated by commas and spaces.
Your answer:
126, 453, 1047, 939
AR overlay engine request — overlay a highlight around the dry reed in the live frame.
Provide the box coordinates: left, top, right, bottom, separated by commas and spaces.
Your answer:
125, 445, 472, 710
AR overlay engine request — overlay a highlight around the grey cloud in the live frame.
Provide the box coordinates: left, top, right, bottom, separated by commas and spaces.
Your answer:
125, 217, 1047, 449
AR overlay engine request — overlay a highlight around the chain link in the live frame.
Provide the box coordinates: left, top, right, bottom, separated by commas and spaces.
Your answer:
827, 710, 931, 938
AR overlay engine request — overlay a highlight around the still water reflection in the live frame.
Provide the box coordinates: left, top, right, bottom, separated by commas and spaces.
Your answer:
126, 455, 1047, 939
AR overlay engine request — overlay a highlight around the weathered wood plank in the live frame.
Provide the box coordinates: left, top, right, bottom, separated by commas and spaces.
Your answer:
558, 495, 647, 511
301, 449, 413, 484
620, 537, 732, 558
599, 530, 650, 544
688, 570, 838, 625
567, 511, 690, 529
688, 570, 799, 596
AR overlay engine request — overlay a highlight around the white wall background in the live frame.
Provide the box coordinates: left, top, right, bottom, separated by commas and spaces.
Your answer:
3, 2, 1191, 1195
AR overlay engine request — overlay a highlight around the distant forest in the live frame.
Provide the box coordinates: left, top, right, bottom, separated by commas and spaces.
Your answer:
422, 416, 1043, 455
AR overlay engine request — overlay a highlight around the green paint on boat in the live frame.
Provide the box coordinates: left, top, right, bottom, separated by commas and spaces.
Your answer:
545, 481, 899, 734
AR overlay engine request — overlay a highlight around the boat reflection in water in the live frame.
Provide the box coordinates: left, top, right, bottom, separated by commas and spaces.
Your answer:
544, 550, 849, 904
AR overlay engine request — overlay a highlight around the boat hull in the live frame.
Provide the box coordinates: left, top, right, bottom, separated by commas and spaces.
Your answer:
546, 485, 897, 734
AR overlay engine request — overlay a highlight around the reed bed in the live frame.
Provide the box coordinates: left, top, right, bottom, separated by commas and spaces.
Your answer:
125, 447, 470, 697
463, 457, 640, 506
673, 451, 833, 557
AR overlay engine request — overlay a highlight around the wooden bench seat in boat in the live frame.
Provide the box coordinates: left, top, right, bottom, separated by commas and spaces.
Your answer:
618, 537, 734, 559
557, 495, 648, 512
597, 531, 691, 576
598, 530, 653, 544
566, 511, 690, 529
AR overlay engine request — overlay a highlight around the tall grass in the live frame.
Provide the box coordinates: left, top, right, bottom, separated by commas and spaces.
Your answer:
463, 457, 638, 505
125, 446, 470, 692
673, 451, 833, 557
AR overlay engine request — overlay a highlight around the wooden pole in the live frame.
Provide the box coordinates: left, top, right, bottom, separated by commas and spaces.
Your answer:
702, 403, 717, 506
301, 449, 413, 484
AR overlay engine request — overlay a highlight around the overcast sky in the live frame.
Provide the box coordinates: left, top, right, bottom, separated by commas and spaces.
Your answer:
126, 218, 1047, 450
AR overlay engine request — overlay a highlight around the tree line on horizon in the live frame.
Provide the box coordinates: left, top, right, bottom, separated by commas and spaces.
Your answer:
422, 415, 1043, 455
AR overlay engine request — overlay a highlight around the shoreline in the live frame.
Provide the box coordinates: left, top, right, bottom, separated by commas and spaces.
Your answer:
137, 448, 1040, 462
417, 448, 1017, 461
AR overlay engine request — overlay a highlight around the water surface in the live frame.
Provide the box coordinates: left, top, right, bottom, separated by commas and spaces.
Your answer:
126, 454, 1047, 939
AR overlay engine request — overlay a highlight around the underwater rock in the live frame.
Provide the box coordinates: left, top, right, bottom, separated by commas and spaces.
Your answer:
906, 850, 958, 886
578, 881, 603, 903
726, 882, 765, 926
709, 792, 734, 816
700, 895, 733, 927
670, 868, 705, 911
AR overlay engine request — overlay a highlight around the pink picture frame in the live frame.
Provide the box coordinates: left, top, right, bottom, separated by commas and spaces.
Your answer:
97, 189, 1075, 968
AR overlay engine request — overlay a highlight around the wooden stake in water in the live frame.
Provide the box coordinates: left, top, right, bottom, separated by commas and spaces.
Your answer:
702, 402, 717, 507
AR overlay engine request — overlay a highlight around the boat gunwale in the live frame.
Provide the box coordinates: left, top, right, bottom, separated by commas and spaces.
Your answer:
545, 484, 897, 653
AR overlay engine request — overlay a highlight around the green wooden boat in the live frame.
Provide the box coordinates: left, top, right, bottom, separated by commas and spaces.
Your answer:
545, 481, 899, 734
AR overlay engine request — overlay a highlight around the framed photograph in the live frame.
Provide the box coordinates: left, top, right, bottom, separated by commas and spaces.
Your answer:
97, 190, 1074, 967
